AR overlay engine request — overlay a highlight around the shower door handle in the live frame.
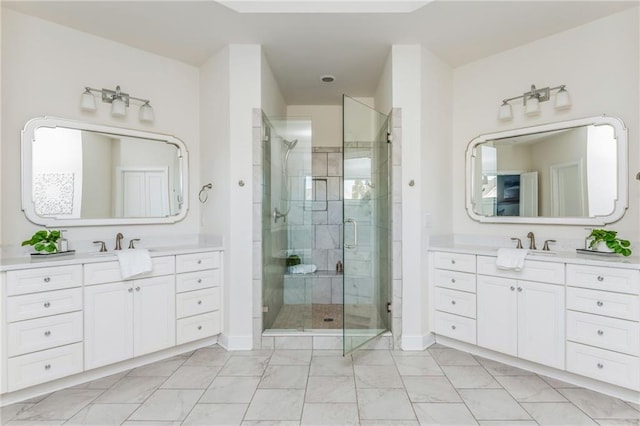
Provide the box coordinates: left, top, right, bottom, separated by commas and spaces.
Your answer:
344, 218, 358, 249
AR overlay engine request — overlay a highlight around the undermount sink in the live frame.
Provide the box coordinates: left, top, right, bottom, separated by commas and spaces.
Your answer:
527, 250, 557, 256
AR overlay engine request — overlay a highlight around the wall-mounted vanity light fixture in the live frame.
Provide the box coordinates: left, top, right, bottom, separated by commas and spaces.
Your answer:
498, 83, 571, 121
80, 85, 154, 123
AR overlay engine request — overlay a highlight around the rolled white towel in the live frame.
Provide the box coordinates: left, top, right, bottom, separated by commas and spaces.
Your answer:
116, 249, 152, 280
288, 264, 317, 274
496, 248, 528, 271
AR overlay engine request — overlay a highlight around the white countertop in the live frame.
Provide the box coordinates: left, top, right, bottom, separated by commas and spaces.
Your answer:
0, 243, 224, 272
429, 241, 640, 270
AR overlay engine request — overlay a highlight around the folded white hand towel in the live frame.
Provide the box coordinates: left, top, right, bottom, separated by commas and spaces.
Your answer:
496, 248, 528, 271
116, 249, 152, 280
288, 264, 317, 274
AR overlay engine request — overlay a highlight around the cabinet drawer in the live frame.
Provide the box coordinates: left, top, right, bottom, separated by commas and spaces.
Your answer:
176, 269, 221, 293
176, 287, 220, 319
567, 287, 639, 321
8, 311, 83, 357
84, 256, 175, 285
7, 288, 82, 322
433, 269, 476, 293
433, 252, 475, 273
176, 251, 221, 273
567, 311, 639, 356
176, 311, 221, 345
567, 342, 639, 390
7, 342, 83, 392
567, 264, 639, 295
434, 311, 476, 344
477, 255, 564, 285
434, 287, 476, 318
7, 265, 82, 296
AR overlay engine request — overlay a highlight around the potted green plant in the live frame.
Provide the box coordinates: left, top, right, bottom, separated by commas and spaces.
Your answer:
587, 229, 632, 256
22, 230, 61, 254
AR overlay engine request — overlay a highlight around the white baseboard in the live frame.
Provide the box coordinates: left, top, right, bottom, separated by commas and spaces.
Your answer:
220, 333, 253, 350
401, 333, 435, 350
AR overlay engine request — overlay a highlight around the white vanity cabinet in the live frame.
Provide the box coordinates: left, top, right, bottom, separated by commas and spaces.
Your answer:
83, 257, 176, 369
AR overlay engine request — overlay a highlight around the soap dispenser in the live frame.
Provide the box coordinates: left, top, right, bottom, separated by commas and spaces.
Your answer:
57, 230, 68, 252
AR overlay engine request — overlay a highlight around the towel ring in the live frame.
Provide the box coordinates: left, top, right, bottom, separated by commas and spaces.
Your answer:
199, 183, 212, 203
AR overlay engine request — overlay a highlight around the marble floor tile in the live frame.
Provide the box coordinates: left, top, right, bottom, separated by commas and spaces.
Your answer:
15, 389, 103, 421
94, 376, 166, 404
442, 366, 502, 389
429, 348, 480, 366
218, 356, 270, 376
244, 389, 305, 421
354, 365, 404, 388
1, 404, 34, 423
393, 355, 444, 376
160, 365, 221, 389
496, 375, 567, 402
200, 376, 261, 403
258, 365, 309, 389
459, 389, 532, 421
539, 375, 581, 389
181, 403, 248, 426
301, 403, 359, 425
121, 421, 182, 425
64, 403, 138, 425
305, 376, 357, 403
183, 347, 232, 366
594, 420, 640, 426
475, 357, 535, 376
357, 388, 416, 420
309, 356, 354, 376
70, 371, 129, 390
359, 422, 419, 426
558, 388, 640, 420
478, 422, 538, 426
352, 350, 395, 365
269, 349, 312, 365
402, 376, 462, 403
521, 402, 598, 425
241, 421, 299, 426
312, 350, 344, 357
5, 421, 65, 426
412, 402, 478, 425
127, 358, 185, 377
128, 389, 203, 421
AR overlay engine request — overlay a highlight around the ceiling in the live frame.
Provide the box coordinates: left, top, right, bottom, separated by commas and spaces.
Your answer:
2, 1, 637, 105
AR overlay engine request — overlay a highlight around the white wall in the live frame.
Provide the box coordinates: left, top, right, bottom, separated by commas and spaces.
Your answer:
261, 51, 287, 119
1, 9, 200, 250
375, 51, 393, 115
286, 105, 342, 147
452, 8, 639, 242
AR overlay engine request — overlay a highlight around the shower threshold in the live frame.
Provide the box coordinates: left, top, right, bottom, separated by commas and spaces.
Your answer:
262, 329, 392, 337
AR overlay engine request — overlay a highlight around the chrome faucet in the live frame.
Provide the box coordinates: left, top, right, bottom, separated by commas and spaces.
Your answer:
115, 233, 124, 250
526, 232, 537, 250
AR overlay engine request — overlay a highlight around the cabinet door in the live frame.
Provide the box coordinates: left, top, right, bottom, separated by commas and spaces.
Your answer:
133, 275, 176, 356
477, 275, 517, 356
517, 280, 565, 369
84, 282, 133, 370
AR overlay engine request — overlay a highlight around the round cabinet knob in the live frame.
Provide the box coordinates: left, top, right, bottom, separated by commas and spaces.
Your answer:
597, 276, 604, 282
44, 364, 51, 370
451, 278, 456, 283
517, 287, 523, 292
451, 325, 456, 330
128, 288, 134, 293
597, 363, 604, 369
597, 330, 604, 336
43, 277, 51, 283
43, 302, 51, 308
197, 325, 203, 330
135, 286, 141, 292
597, 301, 604, 307
451, 260, 456, 265
197, 300, 202, 305
451, 300, 456, 305
197, 278, 202, 283
44, 331, 51, 337
510, 286, 515, 291
197, 260, 202, 264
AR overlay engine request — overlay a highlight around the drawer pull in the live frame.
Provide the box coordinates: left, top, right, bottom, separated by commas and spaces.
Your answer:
197, 260, 202, 264
597, 363, 604, 369
450, 260, 456, 265
128, 288, 134, 293
43, 302, 51, 308
197, 278, 202, 283
597, 276, 604, 282
451, 300, 456, 305
44, 364, 51, 370
597, 301, 604, 307
44, 330, 51, 337
517, 287, 523, 292
135, 286, 141, 292
197, 325, 202, 330
451, 325, 456, 330
451, 278, 456, 283
597, 329, 604, 336
43, 277, 51, 283
510, 286, 515, 291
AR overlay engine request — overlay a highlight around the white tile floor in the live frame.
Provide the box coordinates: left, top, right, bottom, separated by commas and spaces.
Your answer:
2, 343, 639, 425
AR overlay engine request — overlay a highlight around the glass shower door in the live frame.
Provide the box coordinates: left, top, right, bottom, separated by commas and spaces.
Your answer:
342, 95, 391, 355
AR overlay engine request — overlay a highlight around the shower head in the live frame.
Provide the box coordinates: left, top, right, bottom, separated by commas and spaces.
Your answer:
281, 137, 298, 151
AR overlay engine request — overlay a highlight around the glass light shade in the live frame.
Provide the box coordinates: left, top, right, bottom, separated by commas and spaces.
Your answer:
498, 102, 513, 121
139, 103, 154, 122
80, 91, 96, 111
555, 89, 571, 110
111, 98, 127, 117
525, 96, 540, 116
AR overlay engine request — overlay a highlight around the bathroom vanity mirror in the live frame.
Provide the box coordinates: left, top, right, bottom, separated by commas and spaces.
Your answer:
466, 115, 627, 225
22, 117, 189, 226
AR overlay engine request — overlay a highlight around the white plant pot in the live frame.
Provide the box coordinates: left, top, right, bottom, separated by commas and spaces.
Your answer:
592, 241, 615, 253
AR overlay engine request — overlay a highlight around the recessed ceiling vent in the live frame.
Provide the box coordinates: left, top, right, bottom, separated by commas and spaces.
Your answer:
321, 75, 335, 83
